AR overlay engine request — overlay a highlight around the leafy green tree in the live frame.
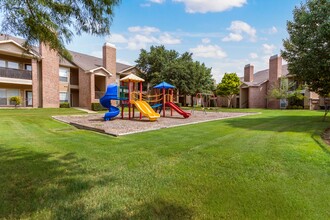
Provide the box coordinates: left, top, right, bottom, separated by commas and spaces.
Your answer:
136, 45, 214, 106
268, 77, 304, 108
281, 0, 330, 118
216, 73, 241, 108
136, 45, 179, 91
0, 0, 121, 59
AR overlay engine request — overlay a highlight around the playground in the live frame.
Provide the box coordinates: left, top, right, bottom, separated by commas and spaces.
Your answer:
54, 110, 253, 136
53, 73, 254, 136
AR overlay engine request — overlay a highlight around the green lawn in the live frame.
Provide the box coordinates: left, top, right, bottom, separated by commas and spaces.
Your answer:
0, 108, 329, 219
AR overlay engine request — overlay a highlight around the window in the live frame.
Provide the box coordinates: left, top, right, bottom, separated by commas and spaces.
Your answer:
0, 60, 5, 68
7, 61, 19, 69
59, 92, 68, 103
0, 89, 6, 105
59, 67, 70, 82
0, 89, 20, 105
25, 64, 32, 71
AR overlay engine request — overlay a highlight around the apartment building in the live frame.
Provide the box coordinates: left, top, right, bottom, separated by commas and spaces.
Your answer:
0, 34, 139, 108
239, 55, 321, 109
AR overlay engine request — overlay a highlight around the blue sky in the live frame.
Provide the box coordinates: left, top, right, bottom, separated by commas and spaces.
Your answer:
66, 0, 302, 82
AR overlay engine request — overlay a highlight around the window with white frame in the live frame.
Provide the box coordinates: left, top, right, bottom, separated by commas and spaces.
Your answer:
59, 92, 68, 103
59, 67, 70, 82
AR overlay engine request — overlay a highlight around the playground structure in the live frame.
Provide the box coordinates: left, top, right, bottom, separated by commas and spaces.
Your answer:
153, 82, 191, 118
100, 74, 190, 121
99, 84, 122, 121
120, 74, 160, 121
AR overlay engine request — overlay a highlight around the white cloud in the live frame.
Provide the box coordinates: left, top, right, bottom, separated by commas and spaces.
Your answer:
141, 0, 165, 7
249, 53, 258, 59
159, 33, 181, 44
128, 26, 160, 35
222, 20, 256, 42
202, 38, 211, 44
150, 0, 165, 3
222, 33, 243, 42
262, 43, 276, 54
123, 29, 181, 50
190, 45, 227, 59
173, 0, 247, 13
107, 34, 127, 43
268, 26, 278, 34
126, 34, 158, 50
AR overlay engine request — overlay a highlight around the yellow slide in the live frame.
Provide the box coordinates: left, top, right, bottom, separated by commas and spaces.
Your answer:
131, 100, 160, 121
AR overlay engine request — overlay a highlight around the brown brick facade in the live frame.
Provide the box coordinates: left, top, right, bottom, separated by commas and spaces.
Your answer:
103, 43, 116, 85
244, 64, 254, 82
39, 43, 59, 108
267, 55, 282, 109
31, 59, 39, 108
248, 84, 267, 108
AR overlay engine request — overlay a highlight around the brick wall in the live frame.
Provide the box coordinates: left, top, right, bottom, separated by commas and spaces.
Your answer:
78, 68, 91, 108
244, 64, 254, 82
103, 43, 116, 85
249, 83, 267, 108
31, 59, 39, 108
39, 43, 59, 108
267, 55, 282, 109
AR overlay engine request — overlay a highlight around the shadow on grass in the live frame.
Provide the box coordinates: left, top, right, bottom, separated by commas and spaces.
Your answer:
311, 134, 330, 156
109, 199, 193, 220
0, 147, 115, 219
223, 115, 327, 133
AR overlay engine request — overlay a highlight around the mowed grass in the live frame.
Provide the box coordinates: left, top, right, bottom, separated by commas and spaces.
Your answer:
0, 108, 329, 219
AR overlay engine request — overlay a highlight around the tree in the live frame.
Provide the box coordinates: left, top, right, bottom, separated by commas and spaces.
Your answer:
216, 73, 241, 108
135, 45, 179, 91
0, 0, 121, 59
135, 45, 214, 106
268, 77, 304, 108
281, 0, 330, 118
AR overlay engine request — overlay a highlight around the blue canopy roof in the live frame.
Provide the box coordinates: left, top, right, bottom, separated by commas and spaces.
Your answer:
153, 81, 175, 89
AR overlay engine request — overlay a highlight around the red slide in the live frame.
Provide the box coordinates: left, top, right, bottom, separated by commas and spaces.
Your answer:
165, 102, 191, 118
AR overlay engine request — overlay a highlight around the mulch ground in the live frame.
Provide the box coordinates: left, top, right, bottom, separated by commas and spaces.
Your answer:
53, 110, 256, 136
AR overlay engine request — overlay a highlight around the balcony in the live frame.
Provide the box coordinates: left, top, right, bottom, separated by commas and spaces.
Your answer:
0, 67, 32, 80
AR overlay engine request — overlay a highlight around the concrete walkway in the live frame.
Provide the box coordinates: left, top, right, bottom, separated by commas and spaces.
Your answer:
73, 107, 98, 114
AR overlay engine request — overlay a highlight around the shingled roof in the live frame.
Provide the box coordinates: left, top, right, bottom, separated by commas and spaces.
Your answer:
0, 33, 136, 73
241, 64, 289, 87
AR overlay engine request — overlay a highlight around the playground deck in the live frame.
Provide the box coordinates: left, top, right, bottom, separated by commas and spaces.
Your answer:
53, 110, 256, 136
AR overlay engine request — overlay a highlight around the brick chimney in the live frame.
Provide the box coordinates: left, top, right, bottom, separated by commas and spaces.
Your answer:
268, 54, 282, 109
269, 54, 282, 86
39, 43, 59, 108
103, 43, 116, 85
244, 64, 254, 82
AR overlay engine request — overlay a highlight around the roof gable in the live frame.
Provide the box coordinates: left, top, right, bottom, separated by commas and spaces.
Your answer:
86, 66, 112, 76
0, 40, 39, 59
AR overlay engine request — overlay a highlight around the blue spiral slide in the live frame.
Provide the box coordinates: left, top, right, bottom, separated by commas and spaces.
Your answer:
100, 84, 120, 121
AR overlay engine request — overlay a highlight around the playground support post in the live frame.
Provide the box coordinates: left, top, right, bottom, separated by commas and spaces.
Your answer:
140, 82, 142, 119
162, 88, 166, 117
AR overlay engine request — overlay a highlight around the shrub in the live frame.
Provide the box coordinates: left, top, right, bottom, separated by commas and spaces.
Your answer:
59, 102, 70, 108
91, 103, 106, 111
10, 96, 21, 107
